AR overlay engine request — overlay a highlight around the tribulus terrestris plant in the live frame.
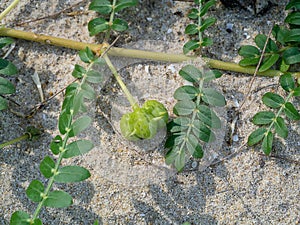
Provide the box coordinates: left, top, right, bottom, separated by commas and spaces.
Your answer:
0, 0, 299, 223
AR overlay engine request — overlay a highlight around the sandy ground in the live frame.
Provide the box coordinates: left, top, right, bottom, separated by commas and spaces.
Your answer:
0, 0, 299, 224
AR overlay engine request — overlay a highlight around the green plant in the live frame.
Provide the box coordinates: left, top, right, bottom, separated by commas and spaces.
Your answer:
247, 73, 300, 154
183, 0, 216, 54
237, 0, 300, 154
10, 47, 102, 224
238, 0, 300, 79
165, 65, 225, 171
0, 37, 17, 110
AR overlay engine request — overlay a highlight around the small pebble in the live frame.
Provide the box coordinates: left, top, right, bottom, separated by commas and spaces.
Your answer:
226, 23, 234, 33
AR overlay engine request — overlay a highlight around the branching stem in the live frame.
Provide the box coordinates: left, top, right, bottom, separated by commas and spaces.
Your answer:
1, 27, 299, 78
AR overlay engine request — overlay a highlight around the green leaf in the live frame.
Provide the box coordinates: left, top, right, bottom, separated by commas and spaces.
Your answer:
10, 211, 42, 225
192, 144, 203, 158
179, 65, 202, 82
286, 0, 300, 10
274, 116, 288, 138
79, 47, 96, 63
201, 37, 213, 46
174, 85, 199, 100
0, 37, 14, 49
254, 34, 278, 52
185, 133, 198, 155
0, 96, 8, 111
202, 88, 226, 106
200, 17, 216, 32
114, 0, 138, 12
72, 64, 86, 79
259, 53, 279, 72
280, 73, 295, 92
284, 28, 300, 43
238, 45, 260, 58
40, 156, 55, 178
112, 18, 128, 32
88, 18, 109, 36
252, 111, 275, 125
185, 24, 198, 35
26, 180, 44, 202
165, 147, 179, 164
262, 131, 273, 155
188, 8, 199, 19
0, 77, 15, 94
200, 0, 216, 17
248, 127, 267, 146
239, 57, 260, 66
86, 69, 102, 83
54, 166, 91, 183
89, 0, 112, 14
175, 149, 185, 171
58, 111, 71, 135
68, 115, 92, 137
193, 120, 214, 142
279, 58, 290, 72
43, 190, 73, 208
50, 135, 62, 155
203, 70, 222, 82
80, 83, 96, 100
293, 87, 300, 96
197, 104, 221, 128
283, 47, 300, 65
173, 100, 196, 116
262, 92, 285, 108
0, 58, 18, 75
285, 11, 300, 25
284, 102, 300, 120
183, 40, 200, 54
63, 140, 94, 158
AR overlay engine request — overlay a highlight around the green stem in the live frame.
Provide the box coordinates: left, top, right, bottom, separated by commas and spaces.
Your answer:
1, 27, 299, 78
0, 0, 20, 21
105, 0, 117, 42
103, 53, 138, 108
198, 0, 203, 44
0, 133, 29, 149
